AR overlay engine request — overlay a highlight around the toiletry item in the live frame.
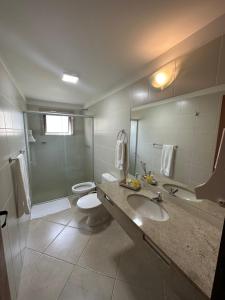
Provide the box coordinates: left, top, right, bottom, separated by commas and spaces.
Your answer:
119, 178, 141, 191
130, 179, 141, 189
146, 175, 154, 184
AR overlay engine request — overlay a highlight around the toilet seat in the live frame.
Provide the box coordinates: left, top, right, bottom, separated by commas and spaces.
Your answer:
72, 182, 95, 195
77, 193, 101, 210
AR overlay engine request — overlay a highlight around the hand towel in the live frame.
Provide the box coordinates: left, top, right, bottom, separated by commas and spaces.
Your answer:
160, 144, 175, 177
12, 153, 31, 216
115, 140, 125, 170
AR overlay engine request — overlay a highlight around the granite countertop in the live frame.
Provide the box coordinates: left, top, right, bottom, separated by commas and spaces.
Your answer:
97, 179, 225, 298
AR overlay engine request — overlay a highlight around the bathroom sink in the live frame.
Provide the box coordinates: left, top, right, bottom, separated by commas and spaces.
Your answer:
163, 184, 202, 202
127, 194, 169, 222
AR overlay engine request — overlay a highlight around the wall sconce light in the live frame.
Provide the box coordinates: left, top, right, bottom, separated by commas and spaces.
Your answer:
149, 61, 176, 90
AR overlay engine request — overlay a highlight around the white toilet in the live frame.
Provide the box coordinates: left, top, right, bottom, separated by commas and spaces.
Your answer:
72, 173, 117, 228
72, 181, 96, 197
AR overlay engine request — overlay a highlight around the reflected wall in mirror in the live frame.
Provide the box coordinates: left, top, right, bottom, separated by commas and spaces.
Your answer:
129, 91, 224, 187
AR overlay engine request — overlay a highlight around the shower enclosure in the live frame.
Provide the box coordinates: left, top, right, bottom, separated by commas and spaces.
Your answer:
24, 111, 94, 205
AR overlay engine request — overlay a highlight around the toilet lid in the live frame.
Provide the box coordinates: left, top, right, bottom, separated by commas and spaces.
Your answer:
72, 182, 95, 193
77, 193, 101, 209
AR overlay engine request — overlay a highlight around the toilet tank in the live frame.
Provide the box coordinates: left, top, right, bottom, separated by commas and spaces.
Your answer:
101, 173, 117, 183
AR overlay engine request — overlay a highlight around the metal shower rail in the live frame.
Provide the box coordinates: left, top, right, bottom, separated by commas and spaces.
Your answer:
24, 110, 94, 118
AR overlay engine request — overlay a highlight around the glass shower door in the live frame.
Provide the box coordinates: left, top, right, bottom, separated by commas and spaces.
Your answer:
26, 112, 93, 205
63, 116, 94, 196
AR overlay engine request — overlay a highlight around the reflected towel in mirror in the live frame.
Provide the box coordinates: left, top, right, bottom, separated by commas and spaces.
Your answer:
160, 144, 175, 177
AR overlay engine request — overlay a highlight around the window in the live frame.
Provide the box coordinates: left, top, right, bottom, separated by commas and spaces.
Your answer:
44, 114, 73, 135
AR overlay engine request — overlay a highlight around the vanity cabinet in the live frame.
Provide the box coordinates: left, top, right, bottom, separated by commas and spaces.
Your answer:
98, 188, 144, 243
98, 188, 209, 300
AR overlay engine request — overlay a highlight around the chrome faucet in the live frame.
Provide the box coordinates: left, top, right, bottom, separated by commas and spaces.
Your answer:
151, 192, 163, 203
140, 160, 147, 175
169, 187, 178, 196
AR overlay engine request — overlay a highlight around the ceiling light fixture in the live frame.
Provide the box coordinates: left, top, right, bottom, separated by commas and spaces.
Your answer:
149, 61, 176, 90
154, 72, 168, 86
62, 73, 79, 84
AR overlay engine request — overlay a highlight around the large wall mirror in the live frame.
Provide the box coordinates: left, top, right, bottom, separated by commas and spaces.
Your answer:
129, 90, 224, 189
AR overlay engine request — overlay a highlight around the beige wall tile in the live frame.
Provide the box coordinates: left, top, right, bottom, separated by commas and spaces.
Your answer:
0, 71, 28, 298
88, 87, 131, 182
0, 164, 14, 209
1, 224, 17, 300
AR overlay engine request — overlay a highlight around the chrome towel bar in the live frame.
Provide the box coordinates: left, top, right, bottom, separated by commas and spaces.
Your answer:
153, 143, 178, 149
9, 150, 25, 163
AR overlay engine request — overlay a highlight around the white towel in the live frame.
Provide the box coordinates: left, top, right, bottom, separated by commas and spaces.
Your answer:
160, 145, 175, 177
12, 153, 31, 216
115, 140, 125, 170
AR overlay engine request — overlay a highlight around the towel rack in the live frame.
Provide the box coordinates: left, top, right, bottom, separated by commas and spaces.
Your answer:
153, 143, 178, 149
117, 129, 128, 143
9, 150, 25, 163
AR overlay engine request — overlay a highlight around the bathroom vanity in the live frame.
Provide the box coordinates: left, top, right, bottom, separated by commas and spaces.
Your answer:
97, 178, 225, 300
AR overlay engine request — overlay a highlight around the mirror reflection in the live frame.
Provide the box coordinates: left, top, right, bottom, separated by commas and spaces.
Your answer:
129, 91, 224, 188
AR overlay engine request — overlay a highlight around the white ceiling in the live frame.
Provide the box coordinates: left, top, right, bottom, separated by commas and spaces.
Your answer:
0, 0, 225, 105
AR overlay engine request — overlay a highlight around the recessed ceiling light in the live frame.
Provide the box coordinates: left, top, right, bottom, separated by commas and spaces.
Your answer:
62, 73, 79, 84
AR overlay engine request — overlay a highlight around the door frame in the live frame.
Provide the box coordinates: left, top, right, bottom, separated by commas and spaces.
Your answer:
214, 95, 225, 167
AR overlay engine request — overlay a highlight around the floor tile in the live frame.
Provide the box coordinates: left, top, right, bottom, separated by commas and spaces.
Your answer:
117, 245, 164, 298
78, 221, 132, 277
58, 265, 115, 300
18, 253, 73, 300
20, 248, 42, 272
67, 206, 89, 229
112, 279, 153, 300
43, 208, 75, 226
27, 219, 64, 252
45, 226, 91, 264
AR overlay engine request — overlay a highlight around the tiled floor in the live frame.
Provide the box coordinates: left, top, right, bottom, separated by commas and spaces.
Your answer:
17, 201, 164, 300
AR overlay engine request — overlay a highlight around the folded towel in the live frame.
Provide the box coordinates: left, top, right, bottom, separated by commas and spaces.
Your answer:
12, 153, 31, 216
160, 145, 175, 177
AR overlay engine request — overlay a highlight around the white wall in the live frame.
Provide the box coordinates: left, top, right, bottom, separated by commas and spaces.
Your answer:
0, 59, 29, 299
88, 88, 131, 182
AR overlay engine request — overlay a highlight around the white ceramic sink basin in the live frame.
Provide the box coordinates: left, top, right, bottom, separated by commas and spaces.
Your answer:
163, 184, 202, 202
127, 194, 169, 222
